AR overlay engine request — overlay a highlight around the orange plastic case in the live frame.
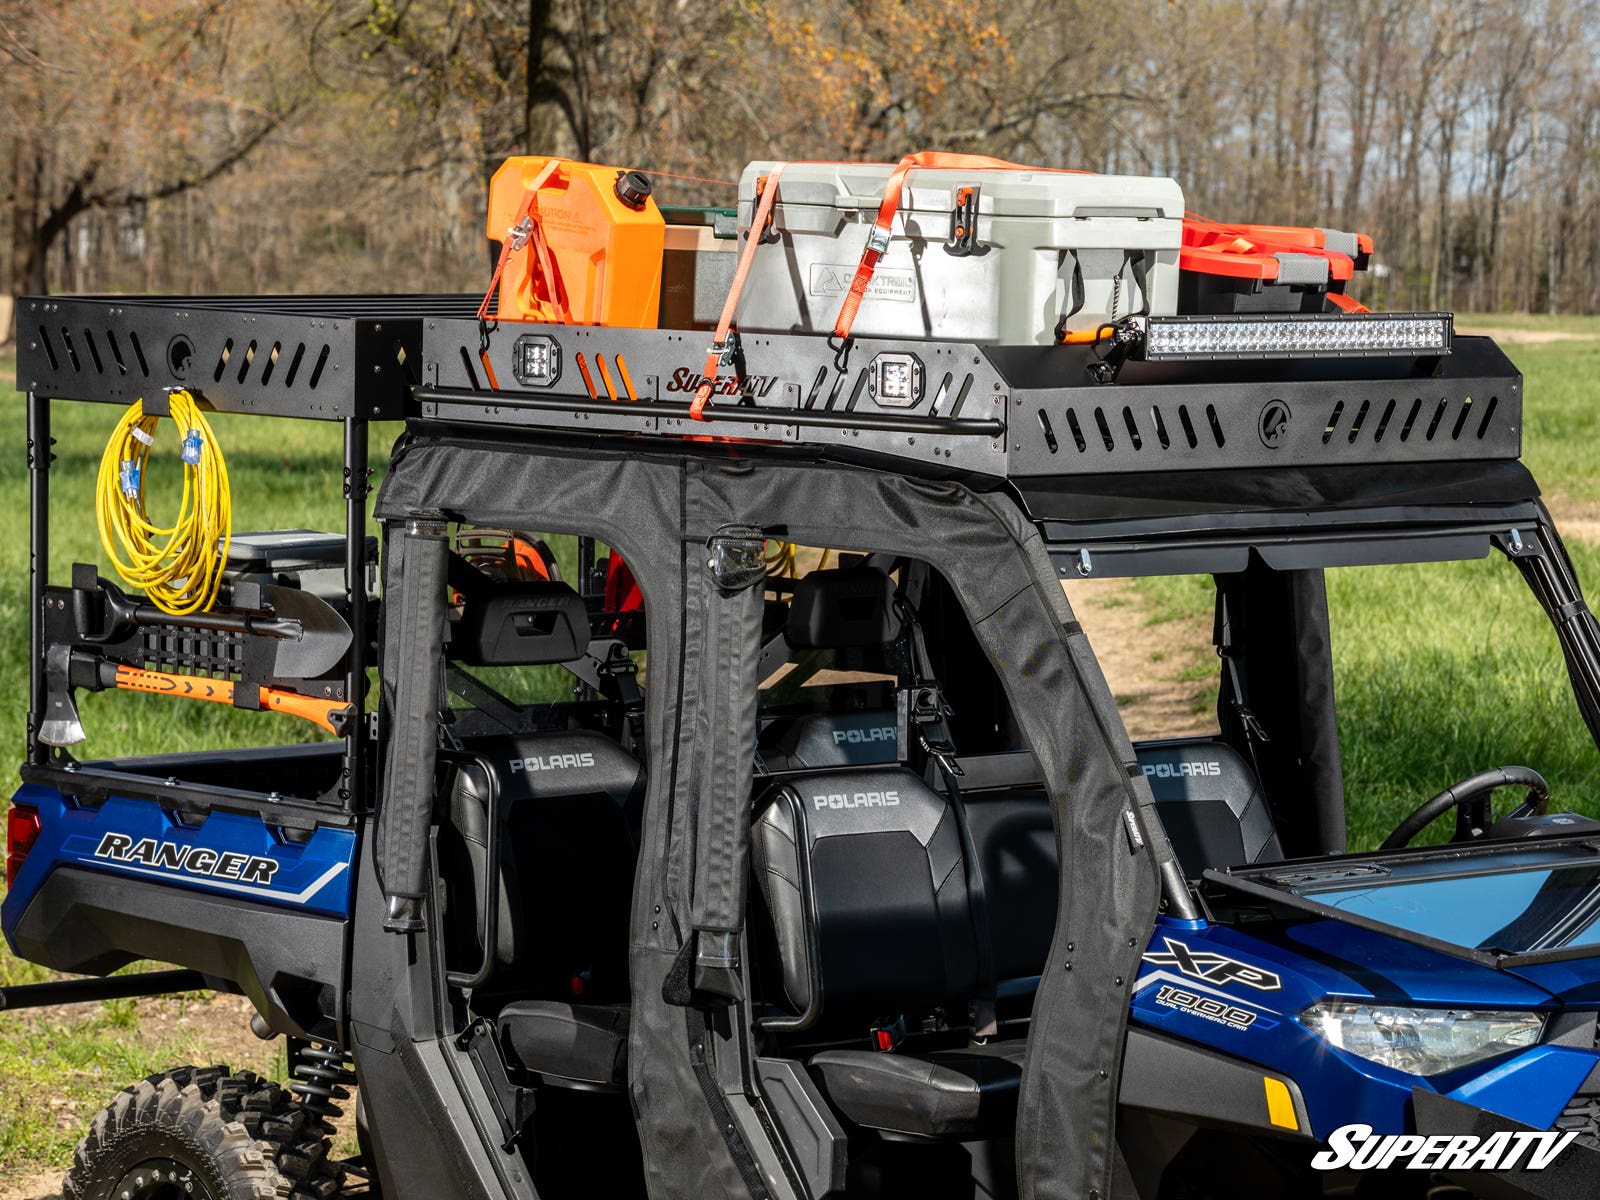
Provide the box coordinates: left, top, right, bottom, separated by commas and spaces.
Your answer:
486, 157, 665, 327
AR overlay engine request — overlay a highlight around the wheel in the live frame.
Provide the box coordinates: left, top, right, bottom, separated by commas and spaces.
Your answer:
1380, 765, 1550, 850
64, 1065, 345, 1200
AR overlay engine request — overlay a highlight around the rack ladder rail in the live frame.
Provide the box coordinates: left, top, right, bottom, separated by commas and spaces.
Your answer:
15, 293, 480, 815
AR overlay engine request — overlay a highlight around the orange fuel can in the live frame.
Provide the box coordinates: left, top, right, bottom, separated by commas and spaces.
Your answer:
486, 156, 665, 327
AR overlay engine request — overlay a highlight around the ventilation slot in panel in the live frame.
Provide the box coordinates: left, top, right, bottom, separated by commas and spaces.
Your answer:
1177, 405, 1199, 449
36, 327, 60, 372
60, 328, 81, 372
1399, 398, 1423, 441
1037, 409, 1059, 454
213, 338, 234, 383
306, 345, 332, 390
1425, 397, 1449, 441
457, 345, 480, 392
1151, 406, 1171, 449
574, 353, 599, 400
283, 344, 308, 388
1122, 407, 1143, 451
1372, 399, 1397, 444
1476, 395, 1499, 439
1323, 401, 1344, 445
1347, 400, 1371, 444
1065, 408, 1087, 452
105, 330, 129, 376
81, 329, 106, 374
259, 342, 282, 386
1450, 395, 1474, 440
236, 340, 258, 385
127, 331, 150, 377
1093, 407, 1115, 452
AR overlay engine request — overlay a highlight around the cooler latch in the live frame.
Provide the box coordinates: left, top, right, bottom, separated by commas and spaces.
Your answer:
945, 185, 981, 257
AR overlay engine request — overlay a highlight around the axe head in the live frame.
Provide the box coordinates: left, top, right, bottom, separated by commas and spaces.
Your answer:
39, 644, 86, 747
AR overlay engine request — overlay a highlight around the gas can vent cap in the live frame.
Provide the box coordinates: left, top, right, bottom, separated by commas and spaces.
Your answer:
615, 170, 653, 210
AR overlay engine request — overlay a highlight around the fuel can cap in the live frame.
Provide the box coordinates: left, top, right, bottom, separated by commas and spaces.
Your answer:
615, 170, 653, 210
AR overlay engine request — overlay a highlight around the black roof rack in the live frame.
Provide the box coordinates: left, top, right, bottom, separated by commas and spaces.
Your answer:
415, 317, 1520, 480
14, 296, 1521, 484
15, 294, 481, 421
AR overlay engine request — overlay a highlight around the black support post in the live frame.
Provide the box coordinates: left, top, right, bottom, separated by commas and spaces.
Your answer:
343, 419, 371, 812
27, 392, 50, 766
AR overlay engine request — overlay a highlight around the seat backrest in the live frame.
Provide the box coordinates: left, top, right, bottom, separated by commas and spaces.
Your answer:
1135, 739, 1281, 877
751, 768, 977, 1024
447, 729, 645, 1001
757, 566, 901, 773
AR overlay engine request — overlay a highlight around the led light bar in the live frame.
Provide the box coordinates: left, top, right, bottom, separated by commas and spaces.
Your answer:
1142, 312, 1452, 361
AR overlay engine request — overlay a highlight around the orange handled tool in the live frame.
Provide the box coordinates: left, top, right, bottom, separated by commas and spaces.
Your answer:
113, 666, 352, 735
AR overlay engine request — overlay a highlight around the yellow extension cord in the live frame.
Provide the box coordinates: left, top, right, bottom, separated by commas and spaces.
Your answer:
95, 391, 232, 616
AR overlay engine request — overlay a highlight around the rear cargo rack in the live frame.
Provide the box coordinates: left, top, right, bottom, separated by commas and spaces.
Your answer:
12, 294, 485, 815
416, 317, 1520, 480
16, 294, 481, 420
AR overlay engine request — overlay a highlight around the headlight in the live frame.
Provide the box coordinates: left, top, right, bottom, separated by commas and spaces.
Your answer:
1301, 1001, 1544, 1076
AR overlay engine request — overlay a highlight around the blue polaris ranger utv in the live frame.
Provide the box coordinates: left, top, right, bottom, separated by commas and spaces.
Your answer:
5, 292, 1600, 1200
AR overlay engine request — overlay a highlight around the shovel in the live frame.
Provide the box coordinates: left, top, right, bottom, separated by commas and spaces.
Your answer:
74, 573, 352, 681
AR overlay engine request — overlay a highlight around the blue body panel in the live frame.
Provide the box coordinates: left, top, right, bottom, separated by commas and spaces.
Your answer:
1130, 916, 1600, 1140
2, 782, 356, 950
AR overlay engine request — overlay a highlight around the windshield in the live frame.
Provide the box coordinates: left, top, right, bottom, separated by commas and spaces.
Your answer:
1287, 843, 1600, 955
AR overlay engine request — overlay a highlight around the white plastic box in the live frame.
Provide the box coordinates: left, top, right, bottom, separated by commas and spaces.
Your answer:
734, 161, 1185, 345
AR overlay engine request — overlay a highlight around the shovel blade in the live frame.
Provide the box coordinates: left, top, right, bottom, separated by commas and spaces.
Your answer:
259, 585, 353, 679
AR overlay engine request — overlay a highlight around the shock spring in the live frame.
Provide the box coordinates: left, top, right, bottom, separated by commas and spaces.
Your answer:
289, 1041, 357, 1133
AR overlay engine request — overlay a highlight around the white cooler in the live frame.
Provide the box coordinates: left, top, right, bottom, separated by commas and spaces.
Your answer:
734, 160, 1184, 344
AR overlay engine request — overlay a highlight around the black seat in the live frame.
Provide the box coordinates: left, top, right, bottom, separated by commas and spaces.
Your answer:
440, 575, 647, 1091
809, 1042, 1027, 1139
1135, 739, 1282, 877
757, 565, 902, 773
449, 728, 645, 1003
752, 767, 1030, 1139
498, 1000, 630, 1088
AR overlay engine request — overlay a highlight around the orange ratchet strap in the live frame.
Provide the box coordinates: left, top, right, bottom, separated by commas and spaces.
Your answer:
831, 152, 1082, 343
477, 158, 569, 325
691, 163, 788, 419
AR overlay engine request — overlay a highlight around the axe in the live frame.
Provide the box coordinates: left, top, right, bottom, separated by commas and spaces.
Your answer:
40, 645, 352, 747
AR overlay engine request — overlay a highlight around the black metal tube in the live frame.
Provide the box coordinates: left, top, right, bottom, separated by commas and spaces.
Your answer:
27, 392, 50, 766
344, 419, 370, 812
413, 386, 1006, 437
0, 969, 209, 1012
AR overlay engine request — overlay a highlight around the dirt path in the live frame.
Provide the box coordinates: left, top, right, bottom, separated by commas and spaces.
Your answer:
1063, 576, 1216, 741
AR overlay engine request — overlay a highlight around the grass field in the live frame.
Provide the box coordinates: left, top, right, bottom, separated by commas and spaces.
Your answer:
0, 316, 1598, 1179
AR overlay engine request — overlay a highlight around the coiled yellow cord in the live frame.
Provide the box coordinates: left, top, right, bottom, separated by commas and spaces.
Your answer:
96, 392, 232, 615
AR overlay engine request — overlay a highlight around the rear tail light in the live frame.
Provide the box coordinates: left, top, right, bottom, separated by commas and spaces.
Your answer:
6, 803, 42, 888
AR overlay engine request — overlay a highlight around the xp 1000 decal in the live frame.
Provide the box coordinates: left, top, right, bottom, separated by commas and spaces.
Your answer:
2, 783, 355, 922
